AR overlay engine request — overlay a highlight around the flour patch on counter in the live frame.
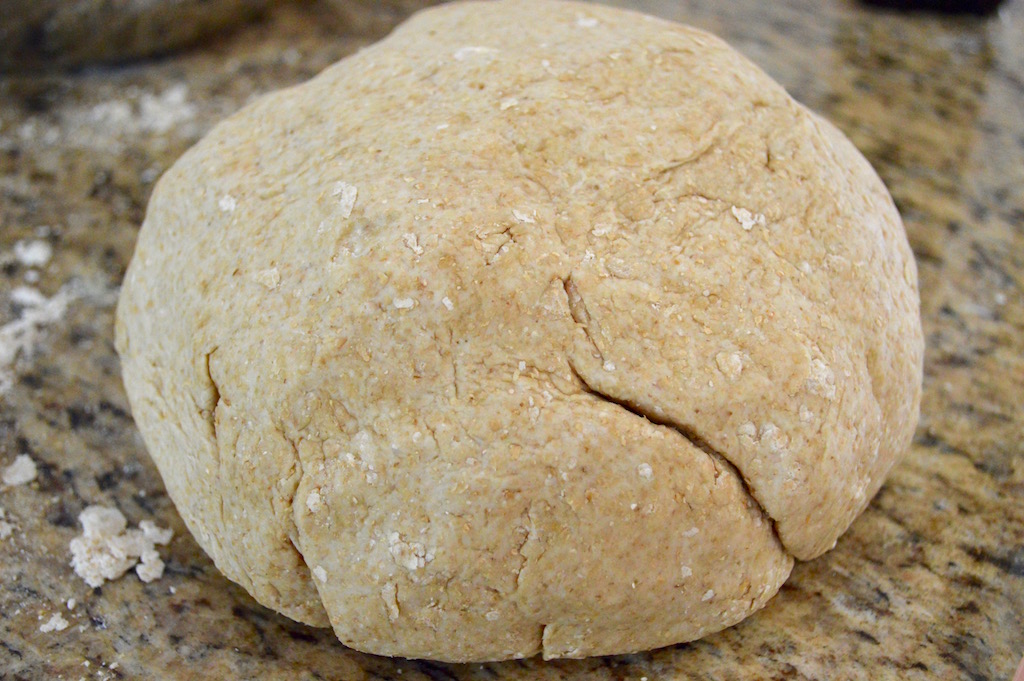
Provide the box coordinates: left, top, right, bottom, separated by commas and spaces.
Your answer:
65, 83, 197, 150
2, 454, 37, 487
1, 285, 76, 394
39, 613, 69, 633
1, 279, 118, 394
137, 84, 197, 134
13, 240, 52, 268
70, 506, 173, 588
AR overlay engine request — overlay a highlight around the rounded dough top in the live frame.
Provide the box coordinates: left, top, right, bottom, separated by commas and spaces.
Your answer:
116, 0, 923, 662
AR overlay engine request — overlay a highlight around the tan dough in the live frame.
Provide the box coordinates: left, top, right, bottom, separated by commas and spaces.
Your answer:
115, 0, 923, 662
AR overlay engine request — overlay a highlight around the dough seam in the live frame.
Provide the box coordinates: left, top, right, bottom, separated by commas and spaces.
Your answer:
282, 433, 318, 589
200, 348, 220, 442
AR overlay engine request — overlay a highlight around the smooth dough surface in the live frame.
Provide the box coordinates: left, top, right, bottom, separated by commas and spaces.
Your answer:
115, 0, 923, 662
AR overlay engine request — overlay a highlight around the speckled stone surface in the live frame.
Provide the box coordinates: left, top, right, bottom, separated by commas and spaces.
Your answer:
0, 0, 271, 72
0, 1, 1021, 679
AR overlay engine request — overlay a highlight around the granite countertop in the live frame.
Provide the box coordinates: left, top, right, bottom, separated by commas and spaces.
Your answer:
1, 1, 1022, 679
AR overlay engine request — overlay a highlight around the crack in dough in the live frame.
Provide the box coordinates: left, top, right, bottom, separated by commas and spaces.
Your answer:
566, 356, 786, 557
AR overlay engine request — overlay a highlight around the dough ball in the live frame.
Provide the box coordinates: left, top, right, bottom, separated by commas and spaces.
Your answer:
115, 0, 923, 662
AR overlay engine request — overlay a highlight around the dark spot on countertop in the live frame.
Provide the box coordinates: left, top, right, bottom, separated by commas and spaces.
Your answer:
1, 639, 24, 659
95, 469, 120, 490
964, 545, 1024, 577
67, 404, 95, 429
955, 600, 981, 615
286, 628, 318, 644
416, 661, 463, 681
46, 501, 78, 529
941, 633, 992, 681
854, 630, 880, 644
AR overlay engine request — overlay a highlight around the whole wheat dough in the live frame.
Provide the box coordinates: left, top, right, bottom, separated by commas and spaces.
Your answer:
115, 0, 923, 662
